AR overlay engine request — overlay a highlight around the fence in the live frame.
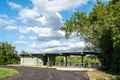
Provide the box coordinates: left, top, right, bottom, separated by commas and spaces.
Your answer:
47, 62, 101, 68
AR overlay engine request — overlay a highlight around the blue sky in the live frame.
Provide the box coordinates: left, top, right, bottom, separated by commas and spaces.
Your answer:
0, 0, 109, 53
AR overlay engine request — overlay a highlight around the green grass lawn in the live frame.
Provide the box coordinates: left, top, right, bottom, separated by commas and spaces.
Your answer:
88, 69, 120, 80
0, 68, 19, 79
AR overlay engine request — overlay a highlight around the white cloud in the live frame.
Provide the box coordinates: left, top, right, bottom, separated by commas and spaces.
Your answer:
8, 1, 22, 9
32, 0, 88, 12
0, 14, 8, 18
30, 26, 52, 35
46, 12, 63, 29
6, 26, 17, 30
36, 29, 65, 41
19, 35, 25, 39
68, 41, 85, 49
5, 26, 65, 41
16, 0, 87, 29
43, 40, 60, 48
30, 43, 38, 48
5, 0, 88, 53
25, 26, 65, 41
18, 27, 31, 33
6, 26, 31, 34
19, 7, 40, 19
29, 36, 37, 40
14, 41, 28, 45
36, 12, 63, 29
36, 16, 47, 25
56, 12, 63, 19
58, 30, 65, 37
0, 19, 5, 26
22, 11, 63, 29
7, 1, 40, 23
47, 0, 87, 12
16, 26, 64, 39
28, 38, 85, 52
0, 18, 15, 27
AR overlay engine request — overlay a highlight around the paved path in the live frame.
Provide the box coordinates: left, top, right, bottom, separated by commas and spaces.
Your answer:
0, 66, 89, 80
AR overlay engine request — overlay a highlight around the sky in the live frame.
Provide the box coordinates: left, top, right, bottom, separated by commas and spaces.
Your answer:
0, 0, 109, 53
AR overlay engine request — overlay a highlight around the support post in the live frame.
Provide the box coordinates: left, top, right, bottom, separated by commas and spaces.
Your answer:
47, 56, 50, 62
81, 52, 84, 64
81, 55, 84, 63
81, 52, 84, 67
47, 56, 50, 66
64, 55, 67, 67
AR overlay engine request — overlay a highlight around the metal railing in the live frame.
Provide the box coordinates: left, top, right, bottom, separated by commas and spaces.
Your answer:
46, 62, 101, 68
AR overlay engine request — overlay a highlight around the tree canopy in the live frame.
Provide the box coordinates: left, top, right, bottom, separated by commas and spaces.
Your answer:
61, 0, 120, 72
0, 42, 20, 65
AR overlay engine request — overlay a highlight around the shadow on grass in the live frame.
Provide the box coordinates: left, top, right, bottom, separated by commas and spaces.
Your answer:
95, 77, 120, 80
97, 68, 120, 80
115, 76, 120, 80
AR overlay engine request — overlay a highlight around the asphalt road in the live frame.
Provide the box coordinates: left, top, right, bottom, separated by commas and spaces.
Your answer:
0, 66, 89, 80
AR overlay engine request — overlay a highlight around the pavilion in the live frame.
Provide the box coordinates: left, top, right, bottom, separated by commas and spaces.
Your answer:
20, 51, 100, 67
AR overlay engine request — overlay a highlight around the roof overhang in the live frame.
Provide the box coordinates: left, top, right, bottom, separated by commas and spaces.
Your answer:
20, 51, 99, 56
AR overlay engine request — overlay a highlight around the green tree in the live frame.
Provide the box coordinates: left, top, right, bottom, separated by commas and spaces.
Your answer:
0, 42, 20, 65
20, 50, 29, 54
61, 0, 120, 72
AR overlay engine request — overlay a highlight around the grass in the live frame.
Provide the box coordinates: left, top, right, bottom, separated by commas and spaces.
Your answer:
88, 69, 120, 80
0, 68, 19, 79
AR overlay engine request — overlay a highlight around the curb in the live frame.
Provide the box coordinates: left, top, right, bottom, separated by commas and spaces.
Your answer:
8, 65, 94, 71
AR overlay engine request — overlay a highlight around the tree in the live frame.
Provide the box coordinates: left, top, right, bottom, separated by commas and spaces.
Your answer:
0, 42, 20, 65
20, 50, 29, 54
61, 0, 120, 72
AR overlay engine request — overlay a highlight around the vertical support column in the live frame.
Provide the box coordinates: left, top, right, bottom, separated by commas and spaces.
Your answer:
21, 57, 23, 65
81, 53, 84, 67
46, 55, 56, 66
47, 55, 50, 66
47, 56, 50, 62
53, 56, 56, 66
66, 55, 67, 67
43, 55, 47, 65
81, 52, 84, 67
81, 55, 84, 63
64, 55, 67, 67
50, 55, 56, 66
